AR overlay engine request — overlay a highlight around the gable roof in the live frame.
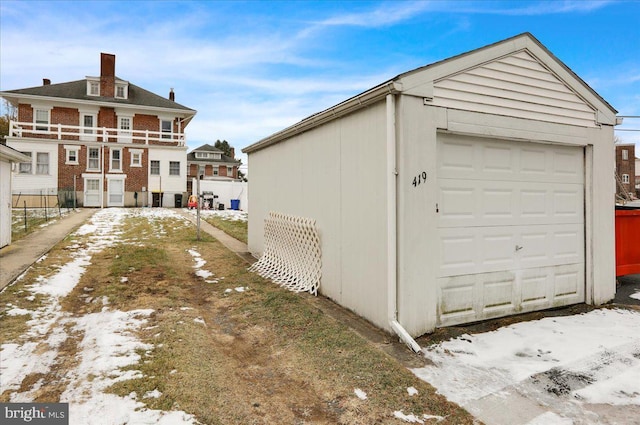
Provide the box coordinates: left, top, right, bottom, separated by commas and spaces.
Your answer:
187, 144, 240, 164
244, 32, 617, 154
0, 78, 197, 125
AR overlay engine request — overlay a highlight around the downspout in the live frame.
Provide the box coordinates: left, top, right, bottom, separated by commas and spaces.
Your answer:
386, 93, 422, 354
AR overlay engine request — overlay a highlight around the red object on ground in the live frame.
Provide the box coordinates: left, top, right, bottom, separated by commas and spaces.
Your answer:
615, 207, 640, 276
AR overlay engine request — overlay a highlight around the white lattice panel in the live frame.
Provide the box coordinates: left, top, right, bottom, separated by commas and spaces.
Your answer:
249, 212, 322, 295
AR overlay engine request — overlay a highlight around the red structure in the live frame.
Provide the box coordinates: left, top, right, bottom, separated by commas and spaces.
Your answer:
615, 207, 640, 276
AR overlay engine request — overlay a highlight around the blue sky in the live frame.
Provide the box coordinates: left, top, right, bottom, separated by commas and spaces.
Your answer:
1, 0, 639, 165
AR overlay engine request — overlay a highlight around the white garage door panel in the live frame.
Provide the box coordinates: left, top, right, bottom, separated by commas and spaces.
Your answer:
438, 180, 584, 227
439, 224, 584, 276
437, 134, 584, 184
436, 134, 585, 327
438, 264, 584, 327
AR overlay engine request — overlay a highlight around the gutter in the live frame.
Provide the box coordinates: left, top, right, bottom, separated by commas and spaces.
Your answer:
386, 93, 422, 354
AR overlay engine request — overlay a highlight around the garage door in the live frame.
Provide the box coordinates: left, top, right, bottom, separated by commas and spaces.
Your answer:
436, 133, 585, 327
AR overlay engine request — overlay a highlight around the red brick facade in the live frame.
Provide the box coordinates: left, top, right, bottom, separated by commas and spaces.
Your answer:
616, 144, 636, 199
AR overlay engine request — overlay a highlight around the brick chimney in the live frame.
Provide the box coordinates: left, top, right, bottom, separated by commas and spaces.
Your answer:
169, 88, 175, 101
43, 78, 51, 85
100, 53, 116, 98
229, 148, 235, 159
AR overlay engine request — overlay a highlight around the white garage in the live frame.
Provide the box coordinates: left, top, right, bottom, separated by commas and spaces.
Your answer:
0, 145, 30, 248
243, 33, 618, 341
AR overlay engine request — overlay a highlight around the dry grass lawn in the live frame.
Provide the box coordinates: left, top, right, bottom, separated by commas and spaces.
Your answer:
0, 210, 477, 424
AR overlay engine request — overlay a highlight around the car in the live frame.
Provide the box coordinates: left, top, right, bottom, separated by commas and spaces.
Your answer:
187, 195, 198, 209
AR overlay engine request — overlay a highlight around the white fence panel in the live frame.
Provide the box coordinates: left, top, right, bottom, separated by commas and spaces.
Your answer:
191, 179, 248, 212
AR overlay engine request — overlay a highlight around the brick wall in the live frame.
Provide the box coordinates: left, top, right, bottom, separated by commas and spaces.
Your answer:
616, 145, 636, 197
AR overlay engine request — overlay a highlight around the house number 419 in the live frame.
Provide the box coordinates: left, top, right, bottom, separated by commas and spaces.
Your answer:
412, 171, 427, 187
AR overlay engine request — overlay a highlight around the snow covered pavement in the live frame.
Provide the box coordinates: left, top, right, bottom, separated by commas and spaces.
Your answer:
412, 308, 640, 425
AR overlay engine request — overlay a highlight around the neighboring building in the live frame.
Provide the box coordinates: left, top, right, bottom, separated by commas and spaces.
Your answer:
0, 53, 197, 208
186, 143, 241, 193
636, 156, 640, 198
0, 144, 30, 247
243, 33, 618, 338
615, 143, 636, 200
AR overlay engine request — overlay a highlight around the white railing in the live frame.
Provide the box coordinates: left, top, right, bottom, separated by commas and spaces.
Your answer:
8, 121, 186, 146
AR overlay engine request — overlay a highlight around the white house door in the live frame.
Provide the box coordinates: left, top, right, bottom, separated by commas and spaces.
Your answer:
436, 133, 585, 327
84, 178, 101, 207
108, 178, 125, 207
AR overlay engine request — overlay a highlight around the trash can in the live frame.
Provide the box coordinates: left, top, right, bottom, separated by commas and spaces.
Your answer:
174, 193, 183, 208
230, 199, 240, 210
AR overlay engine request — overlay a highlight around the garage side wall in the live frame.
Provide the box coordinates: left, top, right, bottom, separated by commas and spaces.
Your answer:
247, 101, 391, 330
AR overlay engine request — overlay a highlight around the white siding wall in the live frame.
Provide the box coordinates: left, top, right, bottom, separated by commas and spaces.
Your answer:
7, 141, 58, 195
148, 147, 187, 207
248, 101, 391, 330
433, 51, 597, 128
1, 160, 12, 247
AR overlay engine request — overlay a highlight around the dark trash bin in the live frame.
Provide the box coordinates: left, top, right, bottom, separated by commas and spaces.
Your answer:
174, 194, 183, 208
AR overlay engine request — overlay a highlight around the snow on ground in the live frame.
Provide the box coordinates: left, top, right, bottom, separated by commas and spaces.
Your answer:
184, 207, 248, 222
412, 308, 640, 424
187, 247, 218, 283
631, 290, 640, 301
1, 208, 199, 424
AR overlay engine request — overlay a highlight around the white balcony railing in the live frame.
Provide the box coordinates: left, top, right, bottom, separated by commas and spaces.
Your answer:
8, 121, 186, 146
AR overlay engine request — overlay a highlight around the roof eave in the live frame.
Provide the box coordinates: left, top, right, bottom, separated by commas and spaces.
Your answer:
243, 80, 402, 154
0, 92, 197, 119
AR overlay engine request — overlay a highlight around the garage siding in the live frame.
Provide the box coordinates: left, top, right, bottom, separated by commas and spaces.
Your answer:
434, 51, 597, 128
247, 101, 391, 330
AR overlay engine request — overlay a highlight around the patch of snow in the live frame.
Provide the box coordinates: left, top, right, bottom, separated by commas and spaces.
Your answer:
407, 386, 419, 396
393, 411, 424, 423
412, 308, 640, 422
6, 307, 31, 316
194, 317, 206, 326
180, 307, 193, 311
121, 276, 128, 283
631, 291, 640, 301
525, 411, 573, 425
354, 388, 367, 400
144, 389, 162, 399
234, 287, 247, 292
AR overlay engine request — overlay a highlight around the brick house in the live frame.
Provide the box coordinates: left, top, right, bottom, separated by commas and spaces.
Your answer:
0, 53, 197, 208
186, 143, 241, 192
615, 143, 636, 200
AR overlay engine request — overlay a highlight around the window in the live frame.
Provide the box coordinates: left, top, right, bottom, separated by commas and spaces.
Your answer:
36, 152, 49, 175
161, 120, 172, 139
89, 81, 100, 96
88, 147, 100, 170
195, 152, 208, 159
227, 166, 233, 175
198, 165, 205, 177
130, 150, 142, 167
65, 146, 79, 165
110, 148, 122, 171
622, 149, 629, 160
623, 174, 630, 184
169, 161, 180, 176
119, 117, 131, 132
83, 114, 94, 133
35, 109, 49, 131
115, 84, 127, 99
213, 167, 218, 176
150, 160, 160, 175
19, 152, 32, 174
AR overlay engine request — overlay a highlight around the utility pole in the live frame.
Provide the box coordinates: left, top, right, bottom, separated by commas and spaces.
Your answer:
196, 174, 201, 241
